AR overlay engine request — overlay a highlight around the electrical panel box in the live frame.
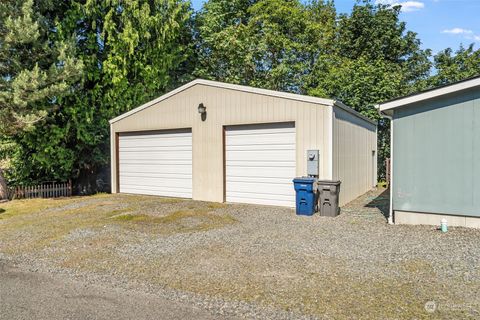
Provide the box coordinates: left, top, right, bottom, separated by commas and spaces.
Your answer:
307, 150, 319, 176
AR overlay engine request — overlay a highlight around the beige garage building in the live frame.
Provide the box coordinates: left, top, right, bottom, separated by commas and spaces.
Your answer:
110, 79, 377, 207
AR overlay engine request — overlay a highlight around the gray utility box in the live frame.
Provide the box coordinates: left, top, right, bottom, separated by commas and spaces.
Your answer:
307, 150, 319, 176
317, 180, 341, 217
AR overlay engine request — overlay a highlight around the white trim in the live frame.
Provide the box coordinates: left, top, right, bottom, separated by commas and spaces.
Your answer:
197, 79, 335, 105
388, 117, 394, 225
109, 79, 377, 126
378, 77, 480, 111
110, 123, 116, 193
328, 105, 334, 179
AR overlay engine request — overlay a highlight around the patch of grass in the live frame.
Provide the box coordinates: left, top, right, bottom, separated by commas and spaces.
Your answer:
112, 213, 146, 222
119, 194, 183, 204
207, 202, 227, 209
0, 198, 64, 220
112, 209, 237, 234
401, 259, 434, 275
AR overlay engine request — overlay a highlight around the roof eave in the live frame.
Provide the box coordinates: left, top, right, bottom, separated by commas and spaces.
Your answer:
333, 100, 377, 126
378, 76, 480, 112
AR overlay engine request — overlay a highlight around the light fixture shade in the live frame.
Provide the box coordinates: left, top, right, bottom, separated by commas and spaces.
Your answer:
198, 103, 206, 114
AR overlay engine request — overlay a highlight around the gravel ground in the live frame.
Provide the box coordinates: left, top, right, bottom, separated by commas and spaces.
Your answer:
1, 188, 480, 319
0, 259, 221, 320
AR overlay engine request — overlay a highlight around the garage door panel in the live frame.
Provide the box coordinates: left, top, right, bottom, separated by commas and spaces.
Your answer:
120, 187, 190, 198
227, 160, 295, 166
119, 164, 191, 175
120, 178, 191, 189
227, 192, 293, 207
120, 145, 192, 151
226, 144, 295, 151
119, 160, 192, 166
226, 165, 295, 177
226, 149, 295, 162
120, 174, 192, 182
226, 133, 295, 146
120, 172, 191, 179
121, 184, 189, 192
227, 181, 293, 196
120, 136, 191, 148
119, 150, 192, 161
119, 130, 192, 198
226, 176, 293, 184
225, 123, 296, 207
225, 125, 295, 135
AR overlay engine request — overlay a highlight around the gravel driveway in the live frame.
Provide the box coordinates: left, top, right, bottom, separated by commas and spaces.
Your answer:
1, 188, 479, 319
0, 259, 221, 320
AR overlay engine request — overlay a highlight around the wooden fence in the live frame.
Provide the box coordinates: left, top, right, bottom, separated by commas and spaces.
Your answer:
9, 181, 72, 199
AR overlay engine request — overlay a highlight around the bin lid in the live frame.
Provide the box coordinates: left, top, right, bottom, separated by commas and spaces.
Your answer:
293, 177, 316, 183
317, 180, 341, 185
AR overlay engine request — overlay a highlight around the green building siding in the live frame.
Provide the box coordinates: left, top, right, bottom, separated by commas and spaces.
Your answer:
393, 87, 480, 217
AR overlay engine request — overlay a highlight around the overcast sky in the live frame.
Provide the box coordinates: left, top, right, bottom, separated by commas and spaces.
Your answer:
190, 0, 480, 54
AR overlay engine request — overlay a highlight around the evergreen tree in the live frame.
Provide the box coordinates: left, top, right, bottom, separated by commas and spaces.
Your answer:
0, 0, 82, 198
7, 0, 194, 192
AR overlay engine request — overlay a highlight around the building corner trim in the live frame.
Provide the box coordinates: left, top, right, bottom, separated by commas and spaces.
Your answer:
328, 106, 334, 180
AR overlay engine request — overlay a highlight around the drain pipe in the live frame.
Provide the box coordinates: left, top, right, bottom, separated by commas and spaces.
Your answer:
375, 105, 394, 225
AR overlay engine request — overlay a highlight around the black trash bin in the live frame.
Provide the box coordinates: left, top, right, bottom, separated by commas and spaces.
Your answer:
317, 180, 341, 217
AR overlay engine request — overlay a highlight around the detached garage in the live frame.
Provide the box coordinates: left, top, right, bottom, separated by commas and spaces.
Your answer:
378, 76, 480, 228
110, 79, 377, 207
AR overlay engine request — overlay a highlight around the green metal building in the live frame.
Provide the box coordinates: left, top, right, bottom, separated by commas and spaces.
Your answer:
378, 76, 480, 228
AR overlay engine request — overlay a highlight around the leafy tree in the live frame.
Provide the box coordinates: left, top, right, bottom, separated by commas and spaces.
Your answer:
7, 0, 194, 192
0, 0, 82, 198
195, 0, 335, 91
245, 0, 311, 91
429, 44, 480, 86
194, 0, 258, 84
304, 1, 432, 179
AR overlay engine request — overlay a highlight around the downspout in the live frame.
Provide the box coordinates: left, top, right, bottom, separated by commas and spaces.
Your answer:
375, 105, 394, 225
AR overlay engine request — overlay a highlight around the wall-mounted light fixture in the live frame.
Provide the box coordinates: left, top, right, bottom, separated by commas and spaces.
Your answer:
198, 103, 206, 114
198, 103, 207, 121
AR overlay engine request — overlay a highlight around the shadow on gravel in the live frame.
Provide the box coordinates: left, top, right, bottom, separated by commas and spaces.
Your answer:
365, 188, 390, 220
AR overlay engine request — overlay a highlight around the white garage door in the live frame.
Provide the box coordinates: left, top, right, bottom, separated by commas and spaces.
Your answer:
118, 129, 192, 198
225, 123, 296, 207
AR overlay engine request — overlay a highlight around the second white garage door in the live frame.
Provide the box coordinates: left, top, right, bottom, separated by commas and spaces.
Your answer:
118, 129, 192, 198
225, 123, 296, 207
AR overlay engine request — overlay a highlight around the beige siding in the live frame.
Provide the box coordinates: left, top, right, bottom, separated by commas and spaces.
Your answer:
332, 106, 377, 206
111, 83, 332, 202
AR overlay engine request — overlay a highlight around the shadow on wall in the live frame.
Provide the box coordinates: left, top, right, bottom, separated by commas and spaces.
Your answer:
365, 188, 390, 220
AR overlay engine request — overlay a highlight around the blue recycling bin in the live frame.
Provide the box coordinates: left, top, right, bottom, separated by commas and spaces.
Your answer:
293, 177, 316, 216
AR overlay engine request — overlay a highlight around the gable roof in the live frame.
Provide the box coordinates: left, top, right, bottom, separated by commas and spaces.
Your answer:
109, 79, 376, 125
377, 75, 480, 114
